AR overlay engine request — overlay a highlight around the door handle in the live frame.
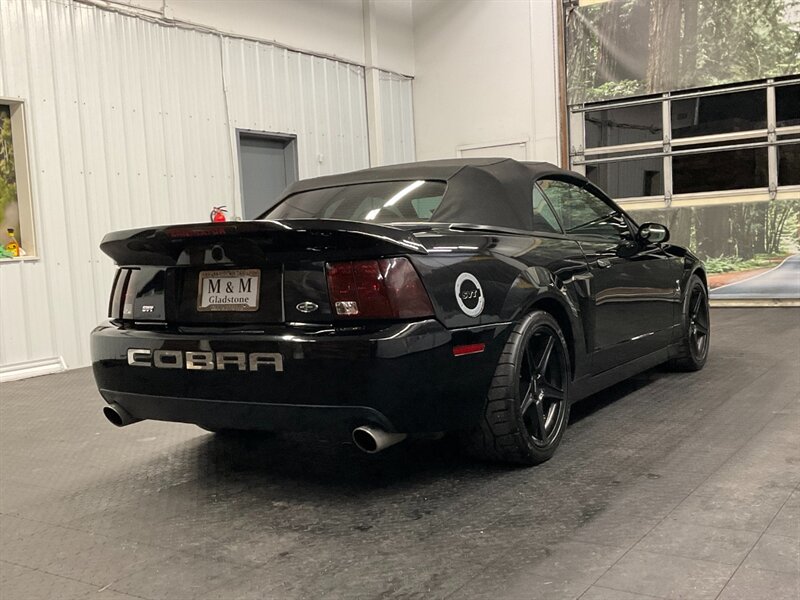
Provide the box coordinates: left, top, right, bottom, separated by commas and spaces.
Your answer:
596, 258, 612, 269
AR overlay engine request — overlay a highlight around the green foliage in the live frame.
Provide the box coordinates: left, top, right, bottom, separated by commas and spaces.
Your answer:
703, 254, 784, 274
583, 79, 645, 102
567, 0, 800, 103
695, 0, 800, 84
630, 200, 800, 263
0, 107, 17, 226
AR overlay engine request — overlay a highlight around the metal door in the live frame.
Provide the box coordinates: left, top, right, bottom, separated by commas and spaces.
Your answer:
238, 132, 298, 219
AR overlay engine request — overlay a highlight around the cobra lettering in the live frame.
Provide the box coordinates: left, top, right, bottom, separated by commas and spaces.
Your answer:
127, 349, 283, 372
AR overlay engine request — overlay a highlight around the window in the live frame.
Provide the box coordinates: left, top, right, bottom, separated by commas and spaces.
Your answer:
0, 101, 35, 260
673, 148, 768, 194
778, 144, 800, 186
585, 103, 663, 148
571, 78, 799, 202
410, 196, 442, 219
531, 185, 562, 233
586, 157, 664, 198
266, 180, 447, 224
538, 179, 629, 240
671, 89, 767, 138
775, 84, 800, 128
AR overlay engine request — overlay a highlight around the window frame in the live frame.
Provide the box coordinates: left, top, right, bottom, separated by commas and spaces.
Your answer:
0, 98, 37, 261
568, 77, 800, 210
531, 182, 564, 235
536, 175, 637, 242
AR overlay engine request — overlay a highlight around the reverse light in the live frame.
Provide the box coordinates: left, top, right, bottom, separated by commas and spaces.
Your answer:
335, 300, 359, 316
326, 258, 434, 319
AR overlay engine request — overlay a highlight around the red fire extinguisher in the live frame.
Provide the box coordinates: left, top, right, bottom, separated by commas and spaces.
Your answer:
210, 206, 227, 222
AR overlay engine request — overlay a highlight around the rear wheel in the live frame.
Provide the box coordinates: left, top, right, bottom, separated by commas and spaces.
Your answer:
463, 311, 571, 466
668, 275, 710, 371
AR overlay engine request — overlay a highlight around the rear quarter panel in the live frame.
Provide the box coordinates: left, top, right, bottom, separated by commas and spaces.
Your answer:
410, 232, 594, 378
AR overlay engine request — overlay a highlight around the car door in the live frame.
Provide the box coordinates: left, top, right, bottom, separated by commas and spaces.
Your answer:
538, 178, 680, 374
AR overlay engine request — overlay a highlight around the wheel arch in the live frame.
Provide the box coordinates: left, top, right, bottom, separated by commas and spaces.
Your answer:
527, 296, 577, 381
692, 266, 708, 289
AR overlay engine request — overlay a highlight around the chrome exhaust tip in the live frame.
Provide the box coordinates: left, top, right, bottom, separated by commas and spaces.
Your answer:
352, 426, 407, 454
102, 403, 141, 427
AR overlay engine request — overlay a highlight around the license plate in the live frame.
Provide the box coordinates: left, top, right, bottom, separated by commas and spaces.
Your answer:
197, 269, 260, 312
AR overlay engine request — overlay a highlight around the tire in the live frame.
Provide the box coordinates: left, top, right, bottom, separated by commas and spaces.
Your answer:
668, 274, 710, 372
463, 311, 571, 466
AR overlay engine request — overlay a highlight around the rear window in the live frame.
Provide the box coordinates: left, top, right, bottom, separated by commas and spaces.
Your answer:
264, 180, 447, 223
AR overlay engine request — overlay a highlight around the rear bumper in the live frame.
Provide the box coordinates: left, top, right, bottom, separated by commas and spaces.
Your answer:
91, 319, 512, 434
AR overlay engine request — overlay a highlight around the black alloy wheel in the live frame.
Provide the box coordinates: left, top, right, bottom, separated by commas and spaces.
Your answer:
464, 311, 571, 465
669, 274, 710, 371
519, 328, 568, 448
688, 284, 710, 360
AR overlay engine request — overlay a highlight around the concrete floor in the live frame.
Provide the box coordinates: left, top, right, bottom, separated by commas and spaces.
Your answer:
1, 308, 798, 600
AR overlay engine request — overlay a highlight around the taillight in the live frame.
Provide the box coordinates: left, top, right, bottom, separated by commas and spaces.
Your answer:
121, 269, 140, 319
108, 267, 165, 321
326, 258, 434, 319
108, 268, 132, 319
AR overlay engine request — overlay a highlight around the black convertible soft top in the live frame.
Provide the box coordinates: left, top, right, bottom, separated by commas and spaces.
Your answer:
271, 158, 591, 230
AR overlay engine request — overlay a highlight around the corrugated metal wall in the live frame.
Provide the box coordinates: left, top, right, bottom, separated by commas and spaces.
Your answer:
0, 0, 415, 375
379, 71, 415, 165
222, 37, 370, 177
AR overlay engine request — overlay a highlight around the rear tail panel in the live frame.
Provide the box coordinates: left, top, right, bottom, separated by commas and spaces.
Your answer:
102, 219, 430, 326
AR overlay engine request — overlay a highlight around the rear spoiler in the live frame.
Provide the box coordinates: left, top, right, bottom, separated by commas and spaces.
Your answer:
99, 219, 428, 266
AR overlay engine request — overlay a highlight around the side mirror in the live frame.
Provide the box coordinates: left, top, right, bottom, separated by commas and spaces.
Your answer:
637, 222, 669, 244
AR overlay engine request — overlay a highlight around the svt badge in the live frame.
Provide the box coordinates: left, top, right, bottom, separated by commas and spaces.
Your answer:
455, 272, 484, 317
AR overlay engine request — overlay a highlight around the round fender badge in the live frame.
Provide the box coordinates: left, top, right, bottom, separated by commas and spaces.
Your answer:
296, 301, 319, 313
455, 272, 484, 317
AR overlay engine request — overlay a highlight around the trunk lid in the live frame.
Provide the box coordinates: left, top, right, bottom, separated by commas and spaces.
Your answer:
101, 219, 429, 326
100, 219, 428, 266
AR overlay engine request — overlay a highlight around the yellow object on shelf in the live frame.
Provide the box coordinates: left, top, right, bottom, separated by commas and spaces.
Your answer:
5, 228, 21, 257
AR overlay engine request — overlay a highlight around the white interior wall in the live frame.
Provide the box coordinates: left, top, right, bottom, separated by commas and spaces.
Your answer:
371, 0, 415, 77
115, 0, 415, 76
0, 0, 414, 376
411, 0, 561, 164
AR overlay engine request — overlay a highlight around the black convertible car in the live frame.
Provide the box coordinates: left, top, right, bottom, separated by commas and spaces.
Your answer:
91, 158, 710, 465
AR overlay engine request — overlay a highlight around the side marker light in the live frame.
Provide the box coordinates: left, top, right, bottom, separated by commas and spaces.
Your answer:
452, 343, 485, 356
